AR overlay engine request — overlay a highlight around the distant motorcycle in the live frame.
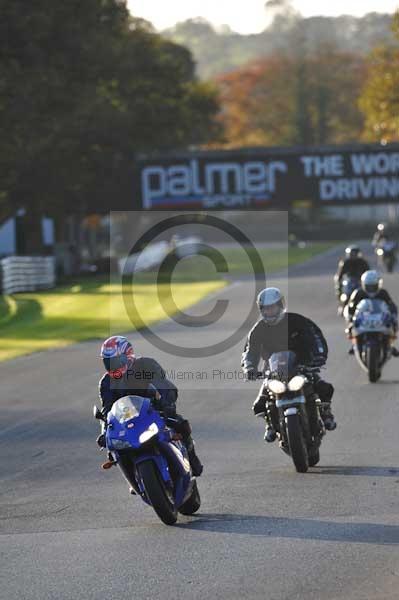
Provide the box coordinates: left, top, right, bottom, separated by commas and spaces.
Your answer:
94, 395, 200, 525
349, 299, 396, 382
260, 351, 326, 473
338, 275, 360, 316
376, 241, 397, 273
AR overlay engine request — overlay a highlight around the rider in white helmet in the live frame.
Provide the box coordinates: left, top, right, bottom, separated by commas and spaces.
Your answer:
241, 287, 336, 443
347, 270, 399, 355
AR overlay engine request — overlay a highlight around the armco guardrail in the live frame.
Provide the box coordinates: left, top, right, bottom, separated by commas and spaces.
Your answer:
1, 256, 56, 295
175, 236, 201, 258
118, 237, 202, 275
118, 241, 170, 275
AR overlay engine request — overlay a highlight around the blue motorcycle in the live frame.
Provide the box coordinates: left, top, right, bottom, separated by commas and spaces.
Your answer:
93, 395, 201, 525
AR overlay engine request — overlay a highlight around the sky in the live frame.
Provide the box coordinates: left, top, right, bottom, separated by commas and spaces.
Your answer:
127, 0, 399, 34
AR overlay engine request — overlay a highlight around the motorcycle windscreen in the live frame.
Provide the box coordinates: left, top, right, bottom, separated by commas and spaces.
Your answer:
356, 298, 390, 316
110, 395, 146, 423
268, 351, 298, 381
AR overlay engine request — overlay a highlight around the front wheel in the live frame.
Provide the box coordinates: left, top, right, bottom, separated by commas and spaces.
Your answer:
179, 481, 201, 515
137, 460, 178, 525
367, 344, 381, 383
286, 413, 309, 473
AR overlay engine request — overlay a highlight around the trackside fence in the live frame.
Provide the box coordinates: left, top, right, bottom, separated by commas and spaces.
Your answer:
0, 256, 56, 294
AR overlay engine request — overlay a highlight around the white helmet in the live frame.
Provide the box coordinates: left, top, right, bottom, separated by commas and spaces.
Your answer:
257, 287, 286, 325
361, 270, 382, 297
377, 223, 385, 232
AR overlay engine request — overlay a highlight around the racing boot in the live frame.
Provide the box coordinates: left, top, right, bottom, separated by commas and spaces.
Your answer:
252, 392, 267, 418
320, 405, 337, 431
185, 436, 203, 477
264, 425, 277, 443
253, 392, 276, 442
391, 346, 399, 357
346, 324, 355, 355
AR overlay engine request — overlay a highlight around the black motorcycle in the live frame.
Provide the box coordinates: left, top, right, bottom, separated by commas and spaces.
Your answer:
261, 351, 326, 473
376, 240, 397, 273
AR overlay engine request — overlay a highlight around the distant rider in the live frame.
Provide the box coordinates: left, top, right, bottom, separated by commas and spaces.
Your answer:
334, 245, 370, 300
372, 223, 389, 248
241, 287, 337, 443
346, 271, 399, 356
96, 335, 203, 476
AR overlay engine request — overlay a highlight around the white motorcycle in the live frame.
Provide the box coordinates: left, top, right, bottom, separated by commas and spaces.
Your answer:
349, 299, 396, 382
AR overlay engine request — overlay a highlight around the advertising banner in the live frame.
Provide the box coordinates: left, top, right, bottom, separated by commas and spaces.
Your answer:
134, 143, 399, 209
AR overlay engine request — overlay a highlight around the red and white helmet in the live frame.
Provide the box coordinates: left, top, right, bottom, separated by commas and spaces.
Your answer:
100, 336, 135, 379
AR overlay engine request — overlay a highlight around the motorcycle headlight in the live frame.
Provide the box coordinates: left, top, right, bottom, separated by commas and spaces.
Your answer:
110, 439, 132, 450
340, 293, 347, 302
139, 423, 159, 444
288, 375, 306, 392
377, 249, 384, 256
268, 380, 287, 394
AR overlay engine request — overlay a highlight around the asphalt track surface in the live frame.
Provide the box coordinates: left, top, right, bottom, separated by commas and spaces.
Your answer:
1, 243, 399, 600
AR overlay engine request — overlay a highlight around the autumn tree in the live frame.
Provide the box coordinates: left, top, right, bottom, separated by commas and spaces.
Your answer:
359, 12, 399, 143
217, 47, 366, 148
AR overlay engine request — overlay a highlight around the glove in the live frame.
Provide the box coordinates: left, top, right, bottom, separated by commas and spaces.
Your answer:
245, 368, 258, 381
96, 433, 106, 448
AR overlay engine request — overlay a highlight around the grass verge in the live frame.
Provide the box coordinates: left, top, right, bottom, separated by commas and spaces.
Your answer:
0, 242, 335, 361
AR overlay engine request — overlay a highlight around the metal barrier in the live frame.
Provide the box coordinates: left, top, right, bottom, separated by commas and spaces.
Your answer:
118, 241, 170, 275
1, 256, 56, 295
117, 237, 202, 275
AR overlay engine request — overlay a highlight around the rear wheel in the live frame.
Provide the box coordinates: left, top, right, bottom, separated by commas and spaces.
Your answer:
308, 448, 320, 467
367, 344, 380, 383
179, 481, 201, 515
386, 256, 395, 273
286, 413, 309, 473
137, 460, 177, 525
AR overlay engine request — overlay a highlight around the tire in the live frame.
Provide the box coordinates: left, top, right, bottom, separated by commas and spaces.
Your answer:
367, 344, 380, 383
179, 481, 201, 515
137, 460, 178, 525
308, 448, 320, 467
286, 413, 309, 473
386, 256, 395, 273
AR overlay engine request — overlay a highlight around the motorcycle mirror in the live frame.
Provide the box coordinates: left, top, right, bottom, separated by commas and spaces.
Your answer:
93, 405, 104, 421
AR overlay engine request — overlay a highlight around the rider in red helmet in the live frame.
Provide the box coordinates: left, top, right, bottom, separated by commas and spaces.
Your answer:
96, 335, 203, 476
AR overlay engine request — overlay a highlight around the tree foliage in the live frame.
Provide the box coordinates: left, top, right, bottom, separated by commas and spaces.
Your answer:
217, 48, 366, 148
359, 12, 399, 143
164, 13, 394, 79
0, 0, 221, 235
